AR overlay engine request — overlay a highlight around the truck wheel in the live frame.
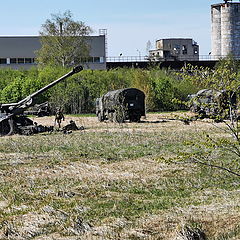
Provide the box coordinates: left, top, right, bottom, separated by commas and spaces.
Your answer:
113, 111, 124, 123
0, 119, 15, 136
97, 113, 104, 122
130, 115, 141, 122
108, 112, 114, 122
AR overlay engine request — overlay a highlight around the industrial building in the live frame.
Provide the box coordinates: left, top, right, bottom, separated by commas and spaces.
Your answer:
149, 38, 199, 61
211, 1, 240, 59
0, 33, 106, 70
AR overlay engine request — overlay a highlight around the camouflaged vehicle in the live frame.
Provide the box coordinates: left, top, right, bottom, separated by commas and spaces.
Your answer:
0, 65, 83, 136
96, 88, 145, 123
189, 89, 237, 118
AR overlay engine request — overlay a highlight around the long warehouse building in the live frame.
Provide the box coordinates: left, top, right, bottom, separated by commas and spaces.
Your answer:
0, 34, 106, 70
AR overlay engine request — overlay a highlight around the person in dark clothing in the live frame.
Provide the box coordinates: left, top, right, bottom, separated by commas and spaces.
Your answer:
55, 108, 65, 128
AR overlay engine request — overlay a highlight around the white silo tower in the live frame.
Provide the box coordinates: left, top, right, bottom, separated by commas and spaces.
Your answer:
211, 1, 240, 59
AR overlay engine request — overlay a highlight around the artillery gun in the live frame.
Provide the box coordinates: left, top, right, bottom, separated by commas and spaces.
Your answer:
0, 65, 83, 136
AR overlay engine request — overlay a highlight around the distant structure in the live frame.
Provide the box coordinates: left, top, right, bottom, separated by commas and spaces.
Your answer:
149, 38, 199, 61
211, 1, 240, 59
0, 32, 107, 70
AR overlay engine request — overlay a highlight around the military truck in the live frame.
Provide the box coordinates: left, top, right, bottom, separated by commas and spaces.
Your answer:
189, 89, 237, 119
0, 65, 83, 136
96, 88, 146, 123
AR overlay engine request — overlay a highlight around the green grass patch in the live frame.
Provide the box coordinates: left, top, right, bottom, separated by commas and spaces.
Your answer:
0, 115, 239, 239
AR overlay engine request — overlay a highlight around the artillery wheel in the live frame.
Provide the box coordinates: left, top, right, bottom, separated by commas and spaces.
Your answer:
0, 119, 15, 136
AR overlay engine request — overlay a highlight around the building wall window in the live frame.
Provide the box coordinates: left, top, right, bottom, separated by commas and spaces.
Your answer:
0, 58, 7, 64
194, 47, 198, 55
93, 57, 100, 63
79, 56, 103, 63
10, 58, 17, 64
182, 45, 188, 55
17, 58, 24, 64
25, 58, 32, 64
7, 58, 36, 64
173, 45, 180, 54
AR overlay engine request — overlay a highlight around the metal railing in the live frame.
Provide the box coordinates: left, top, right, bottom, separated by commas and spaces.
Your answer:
106, 55, 239, 62
107, 56, 149, 62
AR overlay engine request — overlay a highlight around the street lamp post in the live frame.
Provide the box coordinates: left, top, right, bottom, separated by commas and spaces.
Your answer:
136, 49, 141, 61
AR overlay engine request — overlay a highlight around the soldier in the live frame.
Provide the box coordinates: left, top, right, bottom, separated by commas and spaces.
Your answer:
62, 120, 79, 131
55, 108, 65, 128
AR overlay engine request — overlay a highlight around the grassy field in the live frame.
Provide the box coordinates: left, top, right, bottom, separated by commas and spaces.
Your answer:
0, 113, 239, 240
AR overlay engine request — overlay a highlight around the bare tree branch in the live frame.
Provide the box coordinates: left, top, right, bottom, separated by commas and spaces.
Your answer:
191, 157, 240, 177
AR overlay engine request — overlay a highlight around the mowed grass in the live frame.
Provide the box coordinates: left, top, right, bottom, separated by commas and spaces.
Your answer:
0, 113, 239, 239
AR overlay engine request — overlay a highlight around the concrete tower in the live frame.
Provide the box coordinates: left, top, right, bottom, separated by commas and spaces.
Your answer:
211, 1, 240, 58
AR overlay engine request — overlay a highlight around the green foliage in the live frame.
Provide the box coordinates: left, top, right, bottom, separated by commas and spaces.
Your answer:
0, 66, 197, 113
181, 56, 240, 92
151, 70, 176, 110
1, 76, 24, 103
0, 68, 26, 90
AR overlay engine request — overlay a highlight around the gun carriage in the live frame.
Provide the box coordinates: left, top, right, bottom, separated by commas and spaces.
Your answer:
0, 65, 83, 136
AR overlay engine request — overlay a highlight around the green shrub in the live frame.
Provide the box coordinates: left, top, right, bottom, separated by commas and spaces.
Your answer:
0, 66, 197, 113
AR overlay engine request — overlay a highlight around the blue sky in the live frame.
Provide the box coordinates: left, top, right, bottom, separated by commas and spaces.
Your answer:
1, 0, 219, 56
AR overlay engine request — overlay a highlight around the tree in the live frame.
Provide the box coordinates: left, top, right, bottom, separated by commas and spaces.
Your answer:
146, 40, 153, 56
36, 10, 92, 67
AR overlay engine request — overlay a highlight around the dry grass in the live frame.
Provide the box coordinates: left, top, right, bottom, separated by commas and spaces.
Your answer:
0, 112, 239, 239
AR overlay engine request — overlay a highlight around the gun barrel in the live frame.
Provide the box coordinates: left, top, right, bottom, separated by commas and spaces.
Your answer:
1, 102, 19, 108
17, 65, 83, 106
